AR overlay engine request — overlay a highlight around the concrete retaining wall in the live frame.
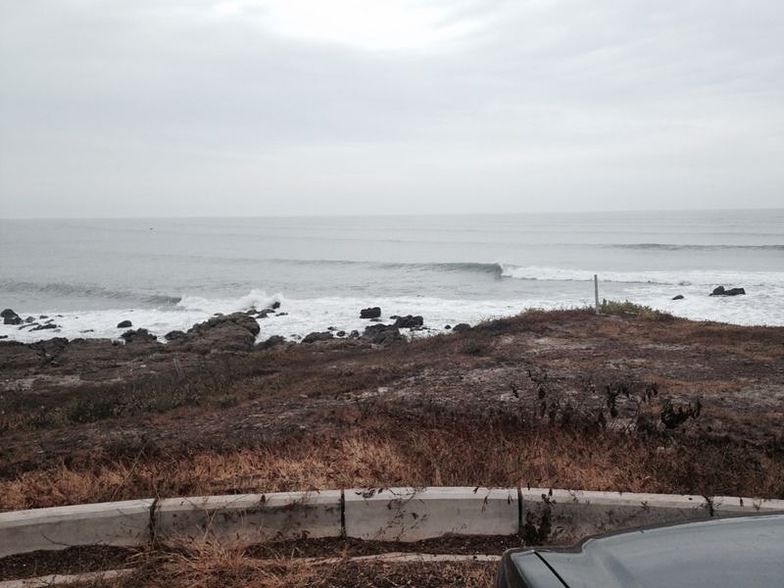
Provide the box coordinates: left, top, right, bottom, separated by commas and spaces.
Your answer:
1, 489, 782, 557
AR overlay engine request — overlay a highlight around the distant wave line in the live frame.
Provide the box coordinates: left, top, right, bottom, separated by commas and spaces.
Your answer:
0, 280, 182, 306
606, 243, 784, 252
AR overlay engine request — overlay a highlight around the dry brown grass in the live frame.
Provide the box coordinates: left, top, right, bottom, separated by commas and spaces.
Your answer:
69, 542, 495, 588
3, 410, 783, 511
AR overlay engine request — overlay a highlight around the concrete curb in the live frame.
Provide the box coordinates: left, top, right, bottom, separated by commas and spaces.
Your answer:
1, 488, 783, 557
0, 500, 153, 558
344, 487, 518, 541
154, 491, 342, 547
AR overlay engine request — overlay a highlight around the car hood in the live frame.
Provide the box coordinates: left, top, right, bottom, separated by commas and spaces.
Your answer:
510, 514, 784, 588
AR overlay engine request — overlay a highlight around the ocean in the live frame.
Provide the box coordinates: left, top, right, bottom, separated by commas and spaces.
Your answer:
1, 209, 782, 343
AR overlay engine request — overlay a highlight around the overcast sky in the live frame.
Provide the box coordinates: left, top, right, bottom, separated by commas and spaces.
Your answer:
1, 0, 782, 218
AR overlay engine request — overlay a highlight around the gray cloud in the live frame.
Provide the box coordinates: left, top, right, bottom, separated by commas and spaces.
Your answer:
1, 0, 782, 217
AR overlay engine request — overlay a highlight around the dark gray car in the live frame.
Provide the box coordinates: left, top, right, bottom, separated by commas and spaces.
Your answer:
495, 513, 784, 588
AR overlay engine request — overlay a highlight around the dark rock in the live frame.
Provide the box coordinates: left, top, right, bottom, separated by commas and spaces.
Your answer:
349, 330, 360, 338
271, 301, 281, 310
164, 330, 186, 341
257, 335, 286, 349
303, 331, 334, 343
337, 331, 346, 337
117, 320, 133, 329
672, 295, 685, 300
182, 312, 260, 353
0, 335, 7, 340
121, 328, 157, 343
277, 312, 288, 317
30, 323, 58, 331
1, 308, 19, 320
710, 286, 746, 297
393, 315, 424, 329
360, 307, 382, 319
444, 325, 452, 330
362, 323, 402, 345
258, 309, 274, 319
30, 337, 69, 360
452, 323, 472, 333
24, 316, 34, 324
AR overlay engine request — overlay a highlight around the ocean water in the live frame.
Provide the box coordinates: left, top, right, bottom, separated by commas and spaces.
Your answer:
1, 209, 782, 343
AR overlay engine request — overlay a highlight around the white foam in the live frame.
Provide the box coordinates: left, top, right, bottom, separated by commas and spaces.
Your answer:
500, 265, 784, 288
2, 284, 782, 346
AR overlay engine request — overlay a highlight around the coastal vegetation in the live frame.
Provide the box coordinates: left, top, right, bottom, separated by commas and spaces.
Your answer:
1, 305, 783, 585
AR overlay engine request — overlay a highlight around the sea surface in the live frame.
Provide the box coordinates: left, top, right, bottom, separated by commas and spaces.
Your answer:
1, 209, 782, 343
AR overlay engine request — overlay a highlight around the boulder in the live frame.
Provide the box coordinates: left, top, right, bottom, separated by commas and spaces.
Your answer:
182, 312, 261, 353
360, 307, 382, 319
121, 328, 157, 343
30, 323, 59, 331
452, 323, 472, 333
257, 335, 286, 350
672, 295, 685, 301
117, 320, 133, 329
362, 323, 402, 345
392, 315, 424, 329
2, 308, 24, 325
710, 286, 746, 297
164, 330, 186, 341
30, 337, 69, 360
303, 331, 334, 343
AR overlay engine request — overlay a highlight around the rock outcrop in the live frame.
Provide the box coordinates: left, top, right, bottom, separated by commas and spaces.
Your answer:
2, 309, 22, 325
710, 286, 746, 296
360, 307, 382, 319
176, 312, 261, 353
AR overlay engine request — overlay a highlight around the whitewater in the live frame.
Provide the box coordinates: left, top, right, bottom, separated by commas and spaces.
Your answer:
1, 209, 782, 343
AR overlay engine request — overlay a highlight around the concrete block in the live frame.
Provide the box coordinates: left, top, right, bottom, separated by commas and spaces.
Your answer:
154, 491, 342, 547
0, 500, 153, 557
710, 495, 784, 516
521, 489, 710, 544
344, 486, 518, 541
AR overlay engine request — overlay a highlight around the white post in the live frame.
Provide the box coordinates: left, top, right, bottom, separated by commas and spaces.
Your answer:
594, 274, 600, 314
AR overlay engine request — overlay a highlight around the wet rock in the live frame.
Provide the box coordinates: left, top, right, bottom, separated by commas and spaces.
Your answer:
392, 315, 424, 329
360, 307, 382, 319
181, 312, 260, 353
362, 323, 402, 345
121, 328, 157, 343
117, 320, 133, 329
303, 331, 334, 343
164, 330, 186, 341
672, 295, 685, 300
257, 335, 286, 349
710, 286, 746, 296
30, 323, 59, 331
